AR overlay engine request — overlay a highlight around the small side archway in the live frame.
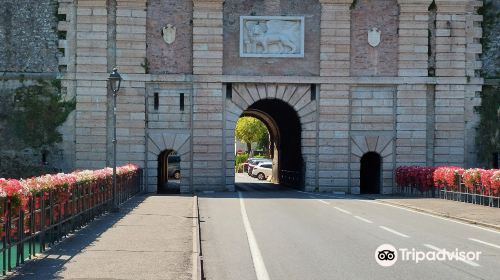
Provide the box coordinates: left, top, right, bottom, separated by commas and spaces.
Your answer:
158, 150, 181, 193
147, 132, 191, 193
360, 152, 382, 194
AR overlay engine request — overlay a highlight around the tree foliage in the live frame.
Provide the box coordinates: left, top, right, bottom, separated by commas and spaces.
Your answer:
235, 117, 269, 154
6, 79, 75, 148
475, 85, 500, 167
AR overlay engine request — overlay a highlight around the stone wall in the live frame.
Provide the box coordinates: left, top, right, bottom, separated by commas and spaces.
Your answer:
0, 0, 59, 72
481, 0, 499, 78
146, 0, 193, 74
350, 0, 399, 76
223, 0, 321, 76
0, 0, 76, 178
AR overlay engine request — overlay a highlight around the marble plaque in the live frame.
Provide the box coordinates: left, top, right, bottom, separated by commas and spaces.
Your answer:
240, 16, 305, 58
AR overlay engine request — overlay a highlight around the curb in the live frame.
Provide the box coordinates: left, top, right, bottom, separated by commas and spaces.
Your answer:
375, 199, 500, 232
192, 196, 203, 280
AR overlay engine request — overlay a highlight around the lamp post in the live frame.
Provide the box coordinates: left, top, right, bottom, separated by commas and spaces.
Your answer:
108, 67, 122, 212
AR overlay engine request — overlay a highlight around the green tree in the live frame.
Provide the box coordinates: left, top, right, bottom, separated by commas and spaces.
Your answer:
235, 117, 268, 155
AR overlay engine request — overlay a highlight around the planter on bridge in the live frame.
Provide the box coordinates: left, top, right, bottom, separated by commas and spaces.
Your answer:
0, 164, 142, 275
395, 166, 500, 207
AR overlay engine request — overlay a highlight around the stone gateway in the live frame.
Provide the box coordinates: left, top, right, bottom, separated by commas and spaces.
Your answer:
52, 0, 483, 194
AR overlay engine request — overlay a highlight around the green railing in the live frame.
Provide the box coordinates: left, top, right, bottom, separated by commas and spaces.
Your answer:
0, 169, 142, 275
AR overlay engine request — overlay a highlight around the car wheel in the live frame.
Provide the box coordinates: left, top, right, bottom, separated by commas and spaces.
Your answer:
174, 171, 181, 180
257, 173, 265, 180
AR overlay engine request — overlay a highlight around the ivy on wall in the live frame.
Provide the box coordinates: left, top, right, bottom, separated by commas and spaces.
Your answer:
475, 1, 500, 167
5, 79, 75, 148
476, 86, 500, 167
479, 0, 500, 79
0, 78, 75, 178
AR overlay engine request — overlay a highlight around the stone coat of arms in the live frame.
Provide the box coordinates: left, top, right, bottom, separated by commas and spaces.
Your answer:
368, 27, 381, 47
161, 24, 176, 44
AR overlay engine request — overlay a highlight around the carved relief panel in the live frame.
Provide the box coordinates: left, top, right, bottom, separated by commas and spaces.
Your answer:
240, 16, 305, 58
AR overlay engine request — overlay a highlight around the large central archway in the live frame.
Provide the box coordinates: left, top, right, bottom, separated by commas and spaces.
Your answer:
241, 99, 303, 187
225, 83, 317, 191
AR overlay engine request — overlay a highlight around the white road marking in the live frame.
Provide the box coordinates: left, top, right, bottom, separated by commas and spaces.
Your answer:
363, 200, 500, 235
334, 207, 351, 215
238, 192, 271, 280
379, 226, 410, 238
298, 191, 347, 199
354, 215, 373, 224
424, 244, 480, 267
468, 238, 500, 249
318, 200, 330, 205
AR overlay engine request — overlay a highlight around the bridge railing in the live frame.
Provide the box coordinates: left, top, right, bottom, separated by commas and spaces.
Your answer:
394, 166, 500, 208
0, 165, 142, 275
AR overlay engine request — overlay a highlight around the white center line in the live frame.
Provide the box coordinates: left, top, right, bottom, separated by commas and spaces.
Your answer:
424, 244, 480, 267
318, 199, 330, 205
468, 238, 500, 249
334, 206, 351, 215
354, 215, 373, 224
238, 192, 271, 280
379, 226, 410, 238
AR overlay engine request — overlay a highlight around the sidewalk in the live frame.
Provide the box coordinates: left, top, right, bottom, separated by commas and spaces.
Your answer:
9, 194, 195, 280
370, 196, 500, 230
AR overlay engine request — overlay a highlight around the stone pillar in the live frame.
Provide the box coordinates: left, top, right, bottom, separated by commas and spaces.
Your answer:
318, 0, 353, 193
58, 0, 77, 171
397, 0, 433, 77
464, 0, 483, 167
192, 0, 225, 191
74, 0, 109, 169
114, 0, 146, 166
434, 0, 468, 166
395, 84, 428, 166
319, 0, 352, 77
395, 0, 432, 167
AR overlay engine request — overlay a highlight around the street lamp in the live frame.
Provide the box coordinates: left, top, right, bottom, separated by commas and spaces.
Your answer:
108, 67, 122, 212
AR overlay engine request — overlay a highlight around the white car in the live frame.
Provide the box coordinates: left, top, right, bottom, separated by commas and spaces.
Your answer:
247, 158, 272, 175
251, 162, 273, 180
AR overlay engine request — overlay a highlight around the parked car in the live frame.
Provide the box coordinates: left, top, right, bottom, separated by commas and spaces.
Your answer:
242, 157, 260, 172
168, 155, 181, 179
247, 158, 272, 175
251, 162, 273, 180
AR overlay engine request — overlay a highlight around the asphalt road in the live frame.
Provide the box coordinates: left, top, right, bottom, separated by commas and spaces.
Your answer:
198, 174, 500, 280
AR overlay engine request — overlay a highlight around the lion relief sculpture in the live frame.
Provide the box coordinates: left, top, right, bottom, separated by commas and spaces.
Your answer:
243, 19, 302, 56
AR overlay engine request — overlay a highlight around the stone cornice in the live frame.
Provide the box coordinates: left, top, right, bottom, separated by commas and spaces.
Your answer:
434, 0, 468, 12
192, 0, 224, 3
397, 0, 433, 6
318, 0, 354, 5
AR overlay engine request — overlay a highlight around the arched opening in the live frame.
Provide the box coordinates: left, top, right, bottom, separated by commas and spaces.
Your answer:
158, 150, 181, 194
234, 99, 303, 190
360, 152, 382, 194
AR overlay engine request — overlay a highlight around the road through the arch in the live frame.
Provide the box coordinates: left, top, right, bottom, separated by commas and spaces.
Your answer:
198, 186, 500, 280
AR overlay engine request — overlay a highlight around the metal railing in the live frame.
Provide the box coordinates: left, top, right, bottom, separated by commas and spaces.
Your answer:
396, 177, 499, 208
438, 176, 500, 208
0, 170, 142, 275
